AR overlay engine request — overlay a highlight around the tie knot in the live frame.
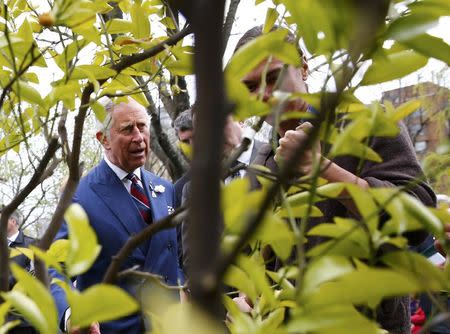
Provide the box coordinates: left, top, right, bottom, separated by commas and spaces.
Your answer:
126, 173, 139, 184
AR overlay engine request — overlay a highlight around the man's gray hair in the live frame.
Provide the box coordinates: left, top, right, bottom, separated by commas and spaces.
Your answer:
10, 209, 23, 227
173, 109, 193, 133
96, 96, 115, 139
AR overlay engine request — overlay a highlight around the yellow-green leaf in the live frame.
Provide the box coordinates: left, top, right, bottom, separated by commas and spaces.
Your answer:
6, 264, 57, 334
106, 19, 133, 34
300, 255, 354, 299
391, 99, 421, 122
68, 284, 139, 328
226, 29, 300, 81
13, 81, 46, 108
361, 50, 428, 86
131, 0, 150, 39
65, 203, 101, 277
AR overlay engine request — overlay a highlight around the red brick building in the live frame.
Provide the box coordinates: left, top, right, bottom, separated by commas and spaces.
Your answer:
381, 82, 449, 157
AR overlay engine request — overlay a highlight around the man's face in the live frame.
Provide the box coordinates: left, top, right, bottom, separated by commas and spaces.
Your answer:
242, 57, 308, 135
98, 100, 150, 172
177, 129, 194, 145
7, 217, 18, 237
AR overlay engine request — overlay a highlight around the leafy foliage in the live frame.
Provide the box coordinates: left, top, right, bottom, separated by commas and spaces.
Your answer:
0, 0, 449, 333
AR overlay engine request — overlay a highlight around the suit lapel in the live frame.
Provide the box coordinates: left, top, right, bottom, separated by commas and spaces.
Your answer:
10, 230, 24, 247
91, 161, 149, 256
140, 169, 170, 222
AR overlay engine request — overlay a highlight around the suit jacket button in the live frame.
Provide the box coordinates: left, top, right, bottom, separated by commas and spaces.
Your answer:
167, 242, 173, 251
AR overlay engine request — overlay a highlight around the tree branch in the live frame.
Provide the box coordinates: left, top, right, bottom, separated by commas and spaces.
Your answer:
103, 207, 186, 284
222, 0, 240, 56
111, 26, 192, 73
0, 137, 59, 292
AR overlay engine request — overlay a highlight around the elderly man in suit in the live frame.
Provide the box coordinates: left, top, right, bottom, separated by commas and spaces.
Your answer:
51, 97, 182, 334
5, 209, 35, 289
3, 209, 37, 334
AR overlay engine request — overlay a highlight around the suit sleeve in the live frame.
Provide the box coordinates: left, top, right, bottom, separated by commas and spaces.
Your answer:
49, 212, 73, 328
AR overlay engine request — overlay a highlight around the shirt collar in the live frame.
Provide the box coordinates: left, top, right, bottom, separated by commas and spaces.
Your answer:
104, 155, 142, 181
8, 230, 20, 245
237, 139, 254, 166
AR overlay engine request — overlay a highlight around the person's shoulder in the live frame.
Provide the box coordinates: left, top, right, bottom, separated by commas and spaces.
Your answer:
22, 232, 35, 245
174, 172, 190, 189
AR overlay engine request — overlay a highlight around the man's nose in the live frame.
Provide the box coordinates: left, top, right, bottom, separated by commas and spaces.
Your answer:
131, 127, 143, 142
262, 87, 272, 103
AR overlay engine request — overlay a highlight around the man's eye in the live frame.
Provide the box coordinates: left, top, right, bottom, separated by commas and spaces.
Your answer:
245, 83, 258, 93
121, 126, 133, 134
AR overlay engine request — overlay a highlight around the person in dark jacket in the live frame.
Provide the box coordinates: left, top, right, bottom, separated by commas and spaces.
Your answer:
233, 25, 436, 334
3, 209, 37, 334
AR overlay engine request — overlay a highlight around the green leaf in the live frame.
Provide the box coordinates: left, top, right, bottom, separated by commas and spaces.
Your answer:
103, 74, 149, 107
390, 99, 421, 122
224, 265, 258, 302
16, 18, 34, 43
346, 184, 379, 233
238, 255, 277, 307
276, 204, 322, 218
0, 292, 49, 334
258, 307, 285, 333
5, 264, 57, 334
0, 301, 11, 325
165, 54, 194, 76
46, 81, 81, 109
160, 17, 176, 30
303, 268, 422, 308
263, 7, 278, 33
222, 179, 265, 233
0, 320, 20, 334
9, 247, 33, 261
255, 214, 295, 261
361, 50, 428, 85
285, 183, 345, 208
226, 29, 300, 81
401, 33, 450, 66
370, 188, 416, 236
105, 18, 133, 34
399, 192, 443, 238
300, 255, 354, 298
381, 251, 446, 290
329, 125, 382, 162
308, 218, 369, 253
385, 14, 440, 42
68, 284, 139, 328
54, 39, 88, 72
70, 65, 117, 80
288, 304, 380, 334
306, 237, 369, 259
131, 0, 150, 39
283, 0, 335, 54
13, 81, 46, 108
224, 296, 256, 333
30, 239, 69, 272
65, 203, 101, 277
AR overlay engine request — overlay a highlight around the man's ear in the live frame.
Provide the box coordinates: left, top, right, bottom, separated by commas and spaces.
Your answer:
96, 131, 110, 149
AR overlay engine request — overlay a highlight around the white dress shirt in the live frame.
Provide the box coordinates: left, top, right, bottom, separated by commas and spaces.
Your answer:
7, 230, 19, 246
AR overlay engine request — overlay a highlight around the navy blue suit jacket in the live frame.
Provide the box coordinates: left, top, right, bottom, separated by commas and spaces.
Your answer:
51, 160, 182, 333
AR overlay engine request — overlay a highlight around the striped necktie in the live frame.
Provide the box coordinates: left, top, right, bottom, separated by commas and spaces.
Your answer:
126, 173, 152, 224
